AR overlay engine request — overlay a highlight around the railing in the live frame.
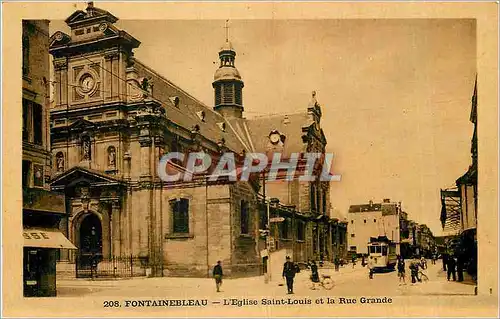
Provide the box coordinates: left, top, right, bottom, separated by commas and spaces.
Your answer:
75, 253, 147, 279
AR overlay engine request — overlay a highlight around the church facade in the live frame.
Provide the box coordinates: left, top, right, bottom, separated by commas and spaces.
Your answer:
49, 3, 346, 278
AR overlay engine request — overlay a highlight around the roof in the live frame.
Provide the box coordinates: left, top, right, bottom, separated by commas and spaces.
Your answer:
133, 60, 249, 154
348, 203, 382, 213
245, 112, 314, 157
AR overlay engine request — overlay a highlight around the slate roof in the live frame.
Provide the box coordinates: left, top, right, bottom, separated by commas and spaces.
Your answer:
134, 60, 249, 154
245, 112, 314, 156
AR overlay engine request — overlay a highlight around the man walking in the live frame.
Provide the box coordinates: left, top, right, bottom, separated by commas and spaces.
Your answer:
447, 255, 456, 281
213, 261, 223, 292
397, 256, 406, 285
334, 257, 340, 272
282, 256, 297, 294
457, 254, 464, 282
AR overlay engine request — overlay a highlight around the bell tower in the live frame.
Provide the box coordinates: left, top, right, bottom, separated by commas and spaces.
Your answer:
212, 21, 244, 118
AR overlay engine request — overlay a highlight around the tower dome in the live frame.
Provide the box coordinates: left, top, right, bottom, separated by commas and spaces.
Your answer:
212, 36, 244, 118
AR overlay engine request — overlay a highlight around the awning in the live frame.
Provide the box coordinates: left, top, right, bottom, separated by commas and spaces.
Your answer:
23, 228, 77, 249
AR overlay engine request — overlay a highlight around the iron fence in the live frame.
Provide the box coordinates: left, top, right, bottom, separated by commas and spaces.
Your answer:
75, 253, 148, 279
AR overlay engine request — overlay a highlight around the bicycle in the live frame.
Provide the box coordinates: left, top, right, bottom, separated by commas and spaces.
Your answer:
418, 270, 429, 282
310, 274, 335, 290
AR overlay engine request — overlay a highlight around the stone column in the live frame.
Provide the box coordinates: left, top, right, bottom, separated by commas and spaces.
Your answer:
138, 136, 152, 263
100, 203, 111, 258
111, 201, 121, 257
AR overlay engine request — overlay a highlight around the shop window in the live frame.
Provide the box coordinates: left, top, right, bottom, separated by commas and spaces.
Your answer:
170, 198, 189, 233
240, 200, 249, 234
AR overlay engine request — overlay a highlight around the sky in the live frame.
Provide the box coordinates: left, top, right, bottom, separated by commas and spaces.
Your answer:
50, 15, 476, 236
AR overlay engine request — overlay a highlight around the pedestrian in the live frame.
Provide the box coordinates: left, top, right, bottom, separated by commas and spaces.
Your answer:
213, 260, 223, 292
361, 255, 366, 267
447, 255, 456, 281
397, 256, 406, 285
409, 260, 419, 284
334, 257, 340, 272
310, 260, 320, 290
420, 256, 427, 270
351, 255, 356, 269
368, 262, 374, 279
282, 256, 297, 294
442, 253, 448, 271
456, 254, 464, 282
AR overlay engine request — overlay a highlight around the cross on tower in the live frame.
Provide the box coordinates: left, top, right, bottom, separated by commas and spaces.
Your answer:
224, 19, 229, 42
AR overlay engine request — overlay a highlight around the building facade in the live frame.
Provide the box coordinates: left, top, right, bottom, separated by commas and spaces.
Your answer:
22, 19, 76, 297
347, 199, 401, 256
440, 78, 477, 280
48, 4, 341, 278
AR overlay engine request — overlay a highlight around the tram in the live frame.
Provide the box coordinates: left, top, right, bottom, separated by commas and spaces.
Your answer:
367, 236, 397, 270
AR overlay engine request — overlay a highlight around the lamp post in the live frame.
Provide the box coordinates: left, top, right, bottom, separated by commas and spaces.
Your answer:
265, 197, 280, 283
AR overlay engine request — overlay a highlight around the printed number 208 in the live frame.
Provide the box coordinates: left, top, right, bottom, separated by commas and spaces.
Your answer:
103, 300, 120, 307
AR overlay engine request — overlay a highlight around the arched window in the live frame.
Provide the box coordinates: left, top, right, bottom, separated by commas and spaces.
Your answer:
56, 152, 65, 172
170, 198, 189, 234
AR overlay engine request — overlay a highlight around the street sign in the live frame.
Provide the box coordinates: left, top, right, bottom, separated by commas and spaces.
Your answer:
269, 217, 285, 223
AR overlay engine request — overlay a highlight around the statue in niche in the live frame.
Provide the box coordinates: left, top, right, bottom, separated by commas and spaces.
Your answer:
56, 152, 64, 172
82, 137, 91, 160
108, 146, 116, 168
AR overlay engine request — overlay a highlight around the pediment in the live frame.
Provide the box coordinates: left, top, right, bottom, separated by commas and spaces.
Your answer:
51, 166, 124, 190
69, 118, 97, 131
49, 31, 71, 47
65, 7, 118, 27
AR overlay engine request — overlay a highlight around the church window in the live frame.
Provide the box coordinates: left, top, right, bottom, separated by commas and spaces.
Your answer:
297, 220, 305, 241
310, 184, 316, 212
171, 198, 189, 233
240, 200, 250, 234
280, 218, 290, 239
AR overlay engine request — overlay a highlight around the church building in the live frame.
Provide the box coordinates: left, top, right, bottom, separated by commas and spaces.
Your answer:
49, 3, 345, 278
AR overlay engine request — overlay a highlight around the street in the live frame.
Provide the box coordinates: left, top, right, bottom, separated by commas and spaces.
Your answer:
56, 261, 475, 298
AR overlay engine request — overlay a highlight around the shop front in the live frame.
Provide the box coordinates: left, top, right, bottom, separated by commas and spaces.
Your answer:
23, 188, 76, 297
23, 228, 76, 297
